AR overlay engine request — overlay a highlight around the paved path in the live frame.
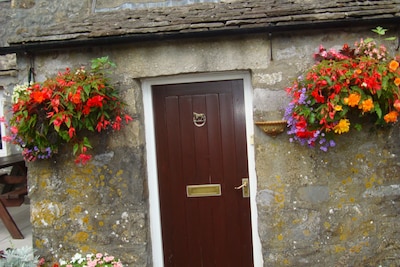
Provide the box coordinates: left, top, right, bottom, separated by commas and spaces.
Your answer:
0, 204, 32, 249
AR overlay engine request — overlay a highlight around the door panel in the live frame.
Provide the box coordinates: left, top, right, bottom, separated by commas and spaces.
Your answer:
153, 80, 253, 267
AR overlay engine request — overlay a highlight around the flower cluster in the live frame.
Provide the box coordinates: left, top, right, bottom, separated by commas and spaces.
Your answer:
4, 57, 132, 164
53, 253, 123, 267
284, 28, 400, 151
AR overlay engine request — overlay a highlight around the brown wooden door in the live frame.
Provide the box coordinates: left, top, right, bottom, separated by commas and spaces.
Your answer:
153, 80, 253, 267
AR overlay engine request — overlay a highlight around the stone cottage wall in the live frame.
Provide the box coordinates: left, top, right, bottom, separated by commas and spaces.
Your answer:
13, 26, 400, 266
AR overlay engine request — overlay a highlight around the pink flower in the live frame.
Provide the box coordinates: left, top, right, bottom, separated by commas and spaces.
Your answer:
10, 126, 18, 134
104, 256, 115, 262
2, 136, 13, 142
37, 258, 45, 266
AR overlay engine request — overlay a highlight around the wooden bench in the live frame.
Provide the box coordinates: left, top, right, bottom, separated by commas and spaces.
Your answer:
0, 176, 28, 207
0, 155, 27, 239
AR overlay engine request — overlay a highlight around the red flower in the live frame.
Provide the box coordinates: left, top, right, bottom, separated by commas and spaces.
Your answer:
74, 153, 92, 165
311, 89, 325, 103
96, 121, 103, 132
362, 72, 381, 93
125, 114, 133, 123
332, 84, 342, 94
295, 117, 309, 133
68, 127, 76, 138
87, 95, 104, 108
53, 118, 63, 127
57, 77, 75, 87
394, 99, 400, 111
51, 97, 60, 113
71, 91, 81, 104
296, 130, 315, 139
112, 115, 122, 130
82, 105, 91, 115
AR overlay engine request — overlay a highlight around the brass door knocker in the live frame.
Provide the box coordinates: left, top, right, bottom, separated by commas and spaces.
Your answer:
193, 112, 206, 127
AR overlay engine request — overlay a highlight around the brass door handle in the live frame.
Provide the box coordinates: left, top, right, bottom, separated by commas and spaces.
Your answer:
234, 180, 248, 190
234, 178, 249, 198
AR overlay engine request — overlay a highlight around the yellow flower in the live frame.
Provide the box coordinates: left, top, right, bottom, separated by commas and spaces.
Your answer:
334, 105, 343, 111
333, 119, 350, 134
347, 93, 361, 107
360, 99, 374, 113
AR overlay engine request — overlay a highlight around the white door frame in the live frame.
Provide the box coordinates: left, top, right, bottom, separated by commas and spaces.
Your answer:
142, 71, 263, 267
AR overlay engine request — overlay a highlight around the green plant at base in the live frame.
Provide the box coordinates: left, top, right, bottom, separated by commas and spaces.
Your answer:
0, 246, 42, 267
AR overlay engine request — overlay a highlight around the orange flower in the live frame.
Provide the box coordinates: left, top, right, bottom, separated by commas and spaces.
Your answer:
360, 98, 374, 112
31, 91, 46, 103
71, 91, 81, 104
389, 60, 399, 72
395, 77, 400, 87
384, 111, 398, 123
346, 93, 361, 107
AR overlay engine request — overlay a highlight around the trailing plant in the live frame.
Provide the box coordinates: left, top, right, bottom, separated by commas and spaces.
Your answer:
3, 57, 132, 164
284, 27, 400, 151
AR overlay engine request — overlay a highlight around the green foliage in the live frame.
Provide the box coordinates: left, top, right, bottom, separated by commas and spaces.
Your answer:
371, 26, 396, 41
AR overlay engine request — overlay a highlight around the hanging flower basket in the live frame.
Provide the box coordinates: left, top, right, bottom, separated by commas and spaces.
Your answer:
284, 27, 400, 151
3, 57, 132, 164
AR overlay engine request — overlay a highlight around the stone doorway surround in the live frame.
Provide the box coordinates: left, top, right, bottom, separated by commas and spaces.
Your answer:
142, 71, 263, 266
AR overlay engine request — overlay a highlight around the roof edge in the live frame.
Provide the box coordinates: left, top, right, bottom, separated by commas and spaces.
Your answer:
1, 17, 399, 56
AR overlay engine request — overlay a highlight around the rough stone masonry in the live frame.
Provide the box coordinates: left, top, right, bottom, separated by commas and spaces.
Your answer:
0, 0, 400, 266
